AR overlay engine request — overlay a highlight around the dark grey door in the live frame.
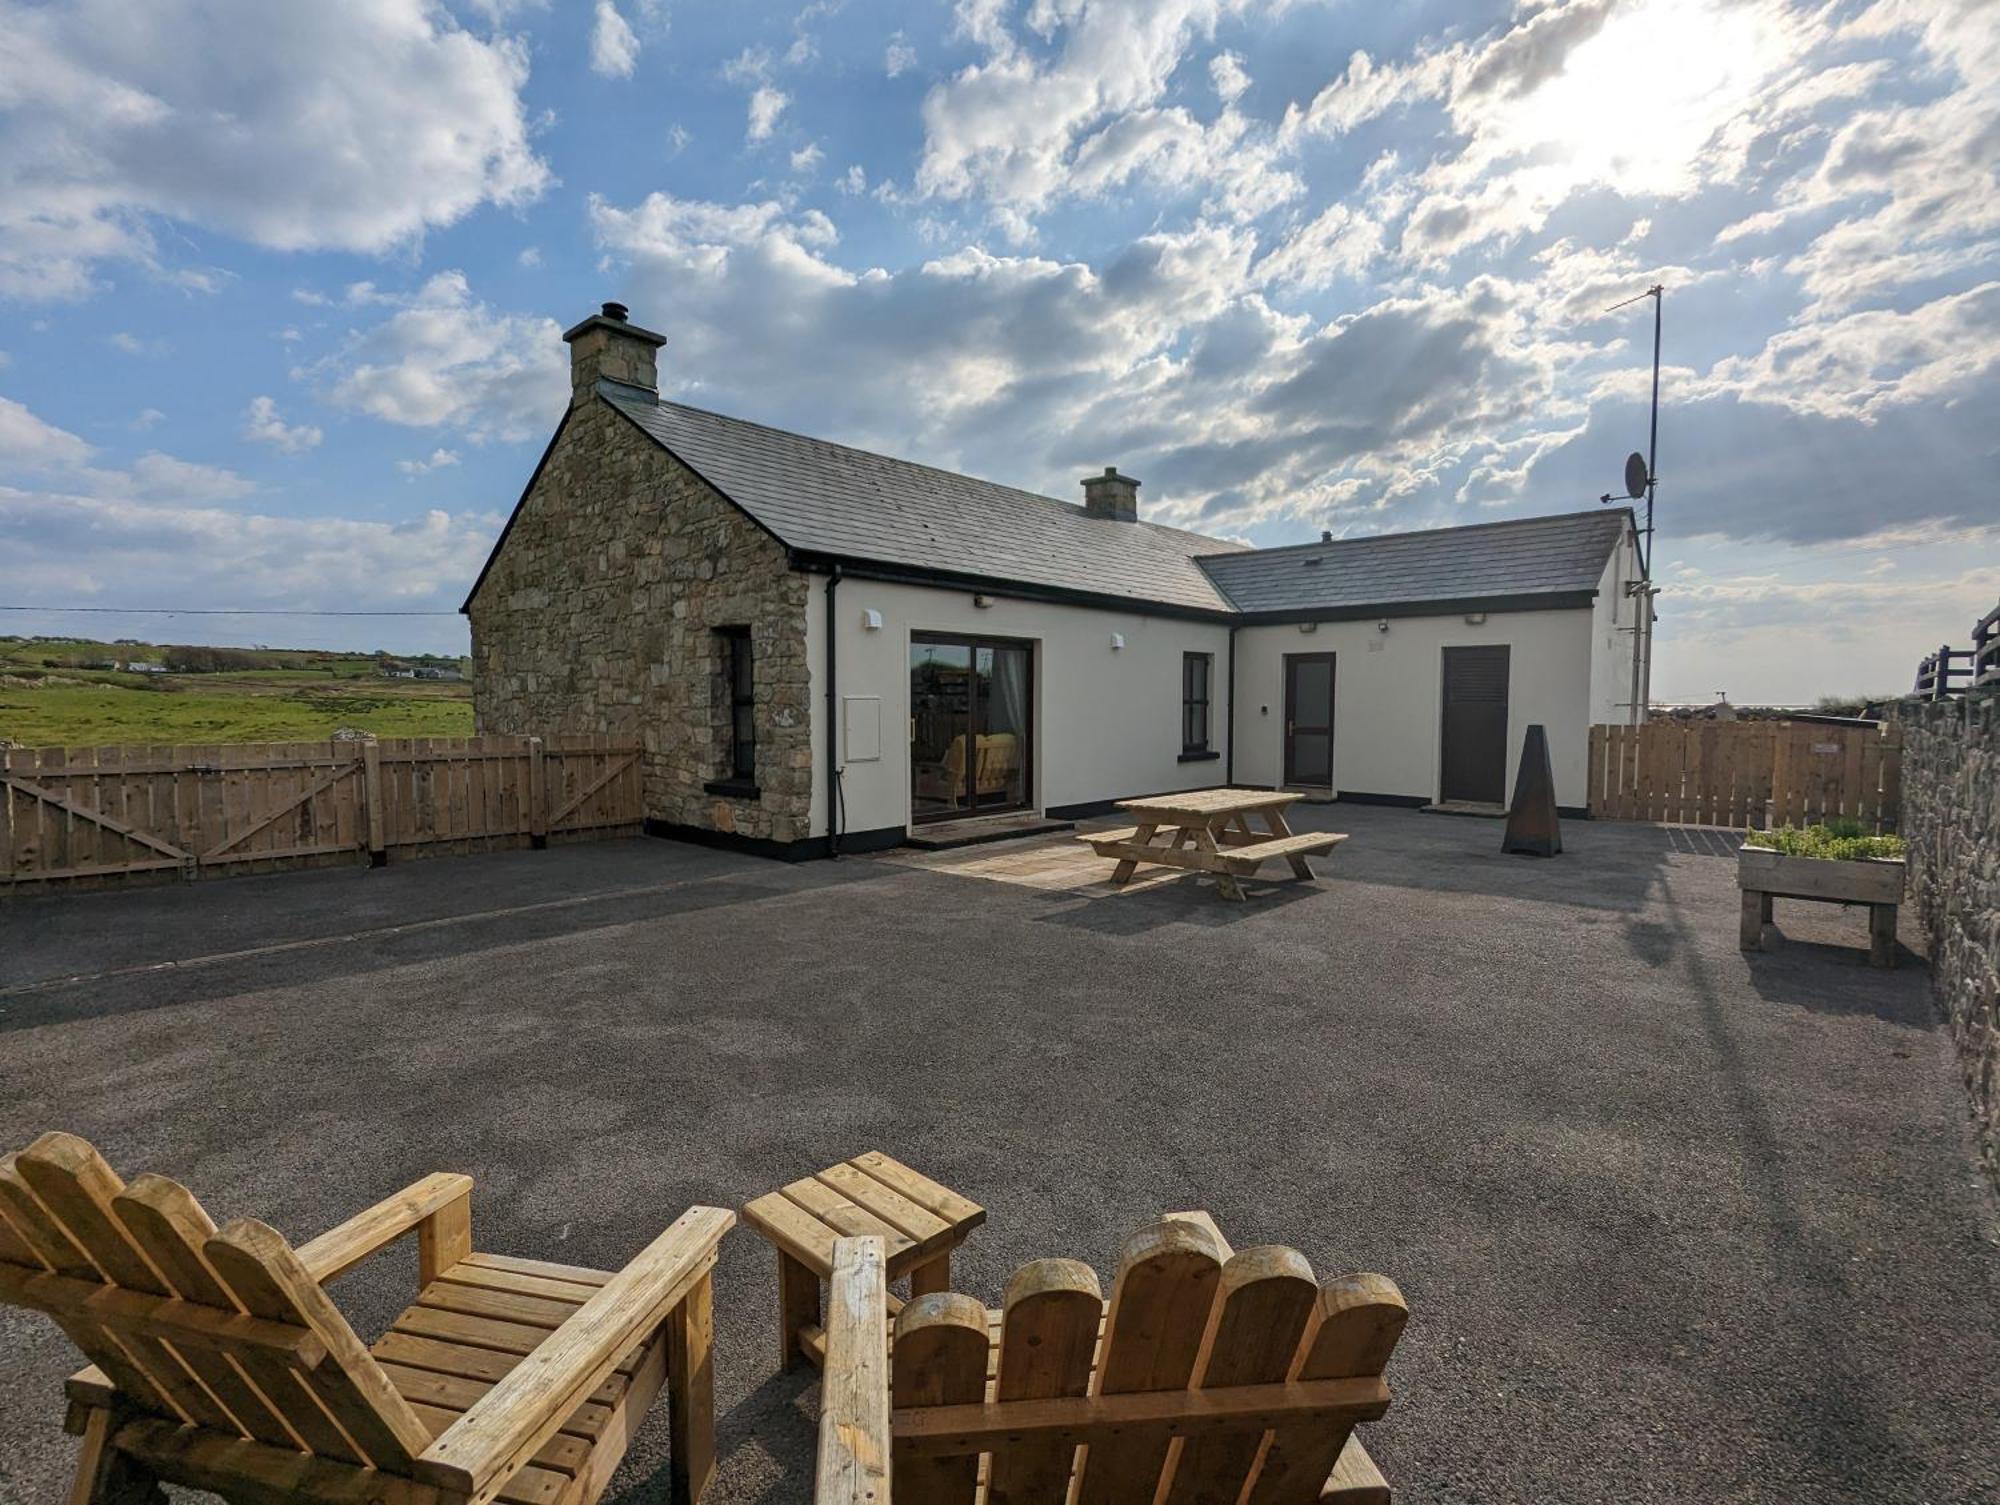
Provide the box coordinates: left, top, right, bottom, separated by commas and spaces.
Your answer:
1284, 653, 1336, 786
1441, 645, 1509, 804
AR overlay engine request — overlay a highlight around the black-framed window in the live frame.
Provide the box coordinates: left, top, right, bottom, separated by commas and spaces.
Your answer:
1182, 651, 1212, 754
719, 626, 755, 781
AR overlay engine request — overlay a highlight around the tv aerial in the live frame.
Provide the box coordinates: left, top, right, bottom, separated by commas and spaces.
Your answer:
1597, 283, 1663, 575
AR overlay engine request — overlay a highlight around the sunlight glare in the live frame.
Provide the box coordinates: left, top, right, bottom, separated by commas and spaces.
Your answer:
1488, 0, 1791, 197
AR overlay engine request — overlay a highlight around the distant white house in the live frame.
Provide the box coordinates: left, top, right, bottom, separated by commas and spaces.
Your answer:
122, 661, 167, 674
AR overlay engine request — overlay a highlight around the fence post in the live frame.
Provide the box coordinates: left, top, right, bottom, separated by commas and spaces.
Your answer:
362, 742, 387, 867
528, 736, 548, 850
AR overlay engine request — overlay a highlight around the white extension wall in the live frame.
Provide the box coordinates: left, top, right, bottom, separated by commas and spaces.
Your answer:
1587, 528, 1647, 727
806, 575, 1234, 839
1230, 606, 1599, 808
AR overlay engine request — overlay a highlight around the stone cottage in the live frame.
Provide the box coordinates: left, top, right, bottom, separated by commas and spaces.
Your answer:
465, 303, 1649, 857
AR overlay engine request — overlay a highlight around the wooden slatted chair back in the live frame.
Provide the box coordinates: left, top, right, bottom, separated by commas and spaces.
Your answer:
886, 1218, 1406, 1505
0, 1133, 432, 1470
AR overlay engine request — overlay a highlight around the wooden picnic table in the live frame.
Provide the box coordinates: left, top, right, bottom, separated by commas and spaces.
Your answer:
1078, 786, 1347, 901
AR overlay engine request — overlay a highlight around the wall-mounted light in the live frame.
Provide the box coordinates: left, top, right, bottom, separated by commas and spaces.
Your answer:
1298, 621, 1318, 634
860, 608, 883, 631
1109, 632, 1125, 651
973, 594, 994, 609
1463, 611, 1486, 626
1376, 619, 1390, 633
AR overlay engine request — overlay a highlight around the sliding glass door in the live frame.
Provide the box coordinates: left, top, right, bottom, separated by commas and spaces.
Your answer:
910, 634, 1032, 823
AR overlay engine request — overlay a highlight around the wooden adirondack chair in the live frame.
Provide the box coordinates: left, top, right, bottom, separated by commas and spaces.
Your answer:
0, 1133, 734, 1505
816, 1213, 1406, 1505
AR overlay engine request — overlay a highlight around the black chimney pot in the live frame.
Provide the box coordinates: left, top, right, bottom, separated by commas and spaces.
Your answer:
602, 301, 629, 322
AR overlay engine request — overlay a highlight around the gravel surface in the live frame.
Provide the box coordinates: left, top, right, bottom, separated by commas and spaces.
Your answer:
1, 807, 1994, 1505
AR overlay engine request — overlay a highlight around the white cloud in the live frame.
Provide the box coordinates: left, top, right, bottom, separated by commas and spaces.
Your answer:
317, 270, 567, 443
914, 0, 1302, 234
1255, 203, 1383, 291
839, 165, 868, 195
1701, 282, 2000, 421
588, 187, 1557, 533
518, 246, 542, 269
0, 394, 94, 469
885, 35, 917, 78
590, 0, 640, 78
0, 392, 256, 503
747, 85, 789, 142
1209, 50, 1249, 103
0, 485, 495, 622
790, 143, 825, 174
241, 395, 324, 454
131, 408, 164, 431
108, 332, 171, 357
397, 447, 461, 477
0, 0, 550, 300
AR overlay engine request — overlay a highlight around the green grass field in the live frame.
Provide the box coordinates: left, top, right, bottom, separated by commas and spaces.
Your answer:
0, 637, 474, 746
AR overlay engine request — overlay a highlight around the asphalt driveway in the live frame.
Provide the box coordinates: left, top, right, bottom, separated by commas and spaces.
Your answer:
1, 807, 1995, 1504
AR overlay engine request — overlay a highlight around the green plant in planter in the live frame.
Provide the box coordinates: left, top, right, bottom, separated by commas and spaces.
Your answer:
1743, 820, 1906, 861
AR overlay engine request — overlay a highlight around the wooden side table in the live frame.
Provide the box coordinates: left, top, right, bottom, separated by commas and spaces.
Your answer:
742, 1150, 985, 1371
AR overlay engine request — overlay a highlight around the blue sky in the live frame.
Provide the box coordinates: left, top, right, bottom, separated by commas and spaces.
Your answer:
1, 0, 1995, 701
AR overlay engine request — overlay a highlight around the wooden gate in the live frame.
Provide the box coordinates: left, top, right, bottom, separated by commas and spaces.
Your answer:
1587, 720, 1901, 830
2, 735, 643, 888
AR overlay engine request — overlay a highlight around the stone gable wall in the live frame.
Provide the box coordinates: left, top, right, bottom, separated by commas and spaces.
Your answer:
1895, 692, 2000, 1183
468, 396, 813, 844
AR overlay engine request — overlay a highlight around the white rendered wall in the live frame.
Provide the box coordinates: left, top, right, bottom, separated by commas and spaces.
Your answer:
807, 575, 1235, 838
1587, 527, 1646, 727
1230, 606, 1597, 807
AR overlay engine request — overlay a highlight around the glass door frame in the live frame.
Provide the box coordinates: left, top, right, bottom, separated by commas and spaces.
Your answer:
909, 630, 1036, 824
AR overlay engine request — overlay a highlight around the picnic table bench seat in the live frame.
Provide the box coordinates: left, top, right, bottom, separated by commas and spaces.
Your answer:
1085, 827, 1346, 869
0, 1133, 734, 1505
1079, 789, 1350, 898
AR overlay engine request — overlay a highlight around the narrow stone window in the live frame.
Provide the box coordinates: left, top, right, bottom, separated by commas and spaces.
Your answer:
718, 626, 755, 783
1182, 651, 1212, 754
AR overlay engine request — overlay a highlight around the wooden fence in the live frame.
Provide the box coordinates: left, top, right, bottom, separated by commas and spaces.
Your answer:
1587, 720, 1902, 830
1, 735, 642, 889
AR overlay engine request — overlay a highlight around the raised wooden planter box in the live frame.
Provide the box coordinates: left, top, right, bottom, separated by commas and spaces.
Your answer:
1738, 845, 1906, 967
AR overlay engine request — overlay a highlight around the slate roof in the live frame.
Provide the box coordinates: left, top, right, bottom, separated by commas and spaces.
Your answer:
602, 386, 1246, 613
593, 384, 1629, 618
1196, 509, 1632, 615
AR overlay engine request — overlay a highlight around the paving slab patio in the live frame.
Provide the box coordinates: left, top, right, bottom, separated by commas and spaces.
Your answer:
0, 805, 1994, 1505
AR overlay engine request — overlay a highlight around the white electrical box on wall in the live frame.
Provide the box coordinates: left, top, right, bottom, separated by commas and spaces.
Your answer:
843, 696, 882, 762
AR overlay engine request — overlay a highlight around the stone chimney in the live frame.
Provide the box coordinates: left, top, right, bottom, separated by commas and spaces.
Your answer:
1082, 466, 1140, 522
562, 301, 666, 405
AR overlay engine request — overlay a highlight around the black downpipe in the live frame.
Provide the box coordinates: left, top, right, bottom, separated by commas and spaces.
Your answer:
825, 566, 842, 857
1225, 625, 1237, 786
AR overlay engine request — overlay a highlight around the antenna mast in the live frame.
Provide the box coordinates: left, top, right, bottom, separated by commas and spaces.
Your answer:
1599, 283, 1664, 724
1602, 283, 1663, 575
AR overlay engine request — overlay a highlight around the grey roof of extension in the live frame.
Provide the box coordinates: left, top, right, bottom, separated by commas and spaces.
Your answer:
1196, 508, 1632, 615
598, 383, 1629, 618
602, 385, 1247, 613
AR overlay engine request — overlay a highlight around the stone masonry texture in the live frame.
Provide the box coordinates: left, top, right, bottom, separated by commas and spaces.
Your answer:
1896, 692, 2000, 1183
467, 395, 813, 844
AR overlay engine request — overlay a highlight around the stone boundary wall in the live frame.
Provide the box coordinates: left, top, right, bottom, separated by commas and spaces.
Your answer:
1895, 693, 1999, 1182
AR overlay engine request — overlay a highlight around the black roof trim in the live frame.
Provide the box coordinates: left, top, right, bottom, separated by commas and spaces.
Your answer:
1221, 505, 1636, 559
1231, 590, 1598, 625
786, 551, 1239, 624
786, 552, 1595, 625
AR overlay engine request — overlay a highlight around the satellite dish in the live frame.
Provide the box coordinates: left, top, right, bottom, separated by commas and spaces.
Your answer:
1624, 452, 1649, 500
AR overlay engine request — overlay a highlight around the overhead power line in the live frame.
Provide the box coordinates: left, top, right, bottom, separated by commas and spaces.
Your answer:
0, 604, 460, 617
